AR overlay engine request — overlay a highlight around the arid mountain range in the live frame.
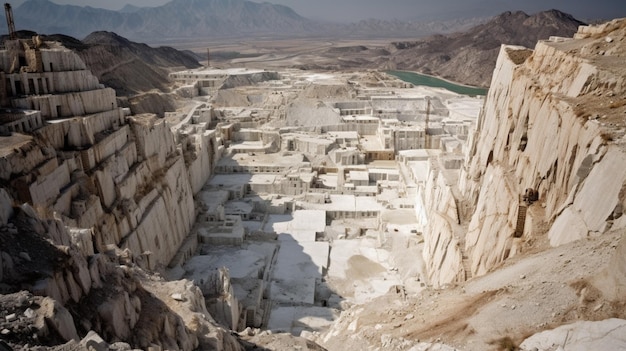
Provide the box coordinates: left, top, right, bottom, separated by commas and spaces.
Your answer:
380, 10, 585, 87
7, 0, 487, 40
11, 0, 318, 40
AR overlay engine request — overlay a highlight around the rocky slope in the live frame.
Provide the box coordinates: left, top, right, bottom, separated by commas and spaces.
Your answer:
0, 199, 256, 351
457, 18, 626, 280
0, 35, 325, 351
15, 30, 201, 117
52, 31, 200, 96
5, 30, 201, 97
0, 39, 226, 350
75, 31, 201, 116
382, 10, 585, 87
415, 15, 626, 295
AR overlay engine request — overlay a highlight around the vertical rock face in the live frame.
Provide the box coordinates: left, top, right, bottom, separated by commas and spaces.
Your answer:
421, 165, 464, 288
423, 19, 626, 286
464, 165, 520, 276
0, 189, 12, 225
0, 38, 221, 271
117, 115, 197, 269
185, 130, 220, 194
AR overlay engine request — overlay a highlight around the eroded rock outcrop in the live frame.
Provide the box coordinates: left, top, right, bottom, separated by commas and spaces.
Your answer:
0, 37, 238, 350
0, 189, 246, 351
424, 18, 626, 286
421, 164, 464, 288
520, 318, 626, 350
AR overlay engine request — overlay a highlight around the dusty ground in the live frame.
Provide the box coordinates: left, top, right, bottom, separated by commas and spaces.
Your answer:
318, 224, 624, 351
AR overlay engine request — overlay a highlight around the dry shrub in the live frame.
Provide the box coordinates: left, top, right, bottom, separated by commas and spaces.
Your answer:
489, 336, 519, 351
609, 99, 626, 109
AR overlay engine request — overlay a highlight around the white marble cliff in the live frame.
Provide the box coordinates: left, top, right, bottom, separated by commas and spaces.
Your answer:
422, 19, 626, 286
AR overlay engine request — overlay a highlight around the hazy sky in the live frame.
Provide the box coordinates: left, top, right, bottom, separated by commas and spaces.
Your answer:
12, 0, 626, 22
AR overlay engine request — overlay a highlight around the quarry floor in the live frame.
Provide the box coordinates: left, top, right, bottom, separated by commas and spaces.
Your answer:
174, 207, 426, 338
173, 205, 624, 351
161, 74, 464, 348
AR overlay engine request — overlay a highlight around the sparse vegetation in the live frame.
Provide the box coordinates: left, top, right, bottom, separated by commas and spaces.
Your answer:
489, 336, 519, 351
601, 132, 614, 142
505, 48, 533, 65
609, 99, 626, 109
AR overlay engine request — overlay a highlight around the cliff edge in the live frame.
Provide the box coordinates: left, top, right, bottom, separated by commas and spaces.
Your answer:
419, 18, 626, 288
460, 18, 626, 279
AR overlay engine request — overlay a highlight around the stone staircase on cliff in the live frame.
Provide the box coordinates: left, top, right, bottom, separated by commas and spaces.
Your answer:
462, 255, 472, 280
514, 204, 528, 238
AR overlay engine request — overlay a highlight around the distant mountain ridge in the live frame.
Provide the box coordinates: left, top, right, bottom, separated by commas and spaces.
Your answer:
5, 0, 487, 40
340, 17, 487, 38
383, 9, 585, 87
118, 4, 143, 13
79, 30, 202, 92
9, 0, 318, 40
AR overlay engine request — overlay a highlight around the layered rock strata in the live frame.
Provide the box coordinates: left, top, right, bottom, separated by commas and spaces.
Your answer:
423, 19, 626, 286
0, 37, 235, 349
0, 38, 220, 271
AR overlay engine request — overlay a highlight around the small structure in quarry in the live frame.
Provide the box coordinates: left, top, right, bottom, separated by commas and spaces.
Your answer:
1, 13, 626, 351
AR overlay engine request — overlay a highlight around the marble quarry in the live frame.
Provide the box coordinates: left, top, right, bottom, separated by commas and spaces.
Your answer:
2, 18, 626, 351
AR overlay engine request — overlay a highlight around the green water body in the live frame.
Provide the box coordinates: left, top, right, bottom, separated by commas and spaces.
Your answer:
387, 70, 488, 96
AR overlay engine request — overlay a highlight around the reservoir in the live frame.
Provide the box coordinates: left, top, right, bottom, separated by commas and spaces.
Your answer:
387, 70, 488, 96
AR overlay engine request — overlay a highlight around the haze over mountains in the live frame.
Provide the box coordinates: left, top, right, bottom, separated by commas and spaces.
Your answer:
6, 0, 493, 40
10, 0, 317, 40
